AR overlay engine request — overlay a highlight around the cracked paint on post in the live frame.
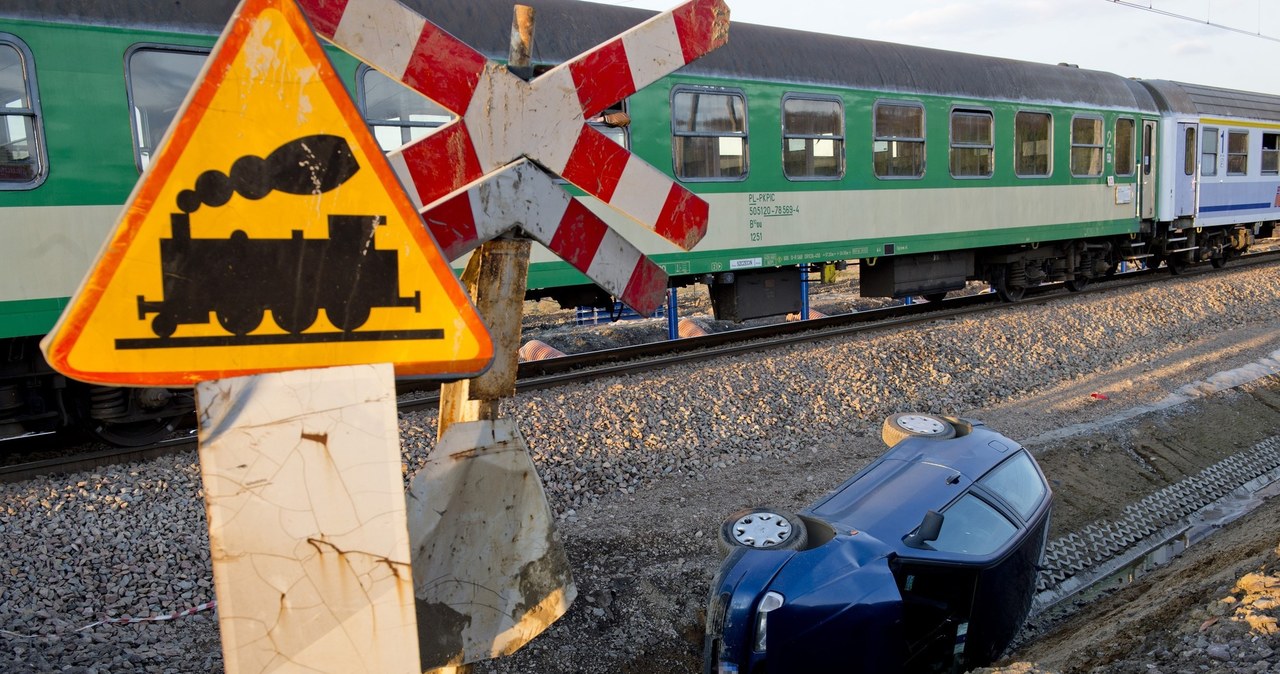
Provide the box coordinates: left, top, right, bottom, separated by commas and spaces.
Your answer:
197, 363, 419, 673
407, 418, 575, 668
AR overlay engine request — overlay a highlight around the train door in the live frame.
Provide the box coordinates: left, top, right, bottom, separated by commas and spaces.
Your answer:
1139, 120, 1157, 220
1175, 123, 1198, 217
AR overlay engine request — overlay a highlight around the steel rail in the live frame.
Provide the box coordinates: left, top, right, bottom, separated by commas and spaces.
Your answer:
6, 250, 1278, 483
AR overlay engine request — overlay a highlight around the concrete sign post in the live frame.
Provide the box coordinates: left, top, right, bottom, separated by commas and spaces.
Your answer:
198, 364, 418, 673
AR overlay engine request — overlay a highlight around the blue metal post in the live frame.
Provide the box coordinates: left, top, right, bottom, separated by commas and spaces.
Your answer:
666, 288, 679, 340
800, 264, 810, 320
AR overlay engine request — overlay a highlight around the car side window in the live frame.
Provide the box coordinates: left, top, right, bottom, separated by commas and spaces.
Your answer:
931, 494, 1016, 556
979, 451, 1046, 521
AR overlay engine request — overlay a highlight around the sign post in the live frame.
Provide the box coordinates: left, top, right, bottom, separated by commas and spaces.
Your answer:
407, 9, 577, 671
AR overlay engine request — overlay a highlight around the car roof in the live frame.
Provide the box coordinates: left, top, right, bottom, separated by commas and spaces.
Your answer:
805, 426, 1034, 545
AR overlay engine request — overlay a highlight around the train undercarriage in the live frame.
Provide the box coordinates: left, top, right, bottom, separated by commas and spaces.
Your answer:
535, 221, 1269, 325
858, 220, 1263, 304
0, 336, 194, 446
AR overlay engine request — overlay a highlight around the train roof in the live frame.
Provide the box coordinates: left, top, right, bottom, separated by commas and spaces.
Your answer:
0, 0, 1181, 114
1139, 79, 1280, 123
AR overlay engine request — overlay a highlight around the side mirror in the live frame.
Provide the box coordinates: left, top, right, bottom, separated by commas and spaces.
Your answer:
904, 510, 944, 550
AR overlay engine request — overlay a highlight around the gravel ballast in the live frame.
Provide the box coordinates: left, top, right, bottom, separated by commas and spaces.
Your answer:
2, 261, 1279, 673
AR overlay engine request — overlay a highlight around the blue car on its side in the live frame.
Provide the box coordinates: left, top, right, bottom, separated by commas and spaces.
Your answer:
704, 414, 1053, 674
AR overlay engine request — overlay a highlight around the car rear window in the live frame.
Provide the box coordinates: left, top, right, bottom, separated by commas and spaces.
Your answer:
932, 494, 1016, 556
980, 451, 1046, 520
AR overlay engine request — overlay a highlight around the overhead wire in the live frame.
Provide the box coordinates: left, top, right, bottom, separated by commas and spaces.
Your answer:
1104, 0, 1280, 43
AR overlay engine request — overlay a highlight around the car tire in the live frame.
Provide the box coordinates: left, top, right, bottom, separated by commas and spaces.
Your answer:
717, 507, 808, 555
882, 413, 957, 447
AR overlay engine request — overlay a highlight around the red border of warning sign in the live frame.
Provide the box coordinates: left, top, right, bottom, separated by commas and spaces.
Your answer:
41, 0, 493, 386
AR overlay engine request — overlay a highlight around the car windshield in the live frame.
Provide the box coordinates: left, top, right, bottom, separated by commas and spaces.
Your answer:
931, 494, 1016, 555
979, 451, 1046, 520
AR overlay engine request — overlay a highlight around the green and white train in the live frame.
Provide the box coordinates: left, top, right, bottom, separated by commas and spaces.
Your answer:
1, 0, 1276, 444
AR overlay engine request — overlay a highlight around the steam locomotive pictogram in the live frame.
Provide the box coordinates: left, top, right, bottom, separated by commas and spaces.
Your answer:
135, 135, 421, 338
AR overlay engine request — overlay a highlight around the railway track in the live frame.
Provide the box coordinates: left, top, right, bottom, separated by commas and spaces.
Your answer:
4, 249, 1277, 484
3, 250, 1280, 673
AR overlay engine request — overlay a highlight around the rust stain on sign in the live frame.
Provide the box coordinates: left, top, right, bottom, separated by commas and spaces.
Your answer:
197, 363, 420, 674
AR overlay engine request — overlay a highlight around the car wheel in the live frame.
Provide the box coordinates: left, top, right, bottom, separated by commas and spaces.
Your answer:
717, 507, 808, 555
882, 413, 957, 447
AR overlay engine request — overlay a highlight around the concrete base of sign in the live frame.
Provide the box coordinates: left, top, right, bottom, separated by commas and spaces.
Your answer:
196, 364, 419, 674
407, 418, 575, 669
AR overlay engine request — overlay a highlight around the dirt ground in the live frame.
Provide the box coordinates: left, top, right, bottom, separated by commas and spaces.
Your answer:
484, 306, 1280, 673
987, 380, 1280, 674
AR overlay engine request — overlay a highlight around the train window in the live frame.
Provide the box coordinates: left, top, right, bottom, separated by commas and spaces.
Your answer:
1201, 127, 1218, 177
1014, 111, 1051, 177
0, 34, 45, 189
873, 101, 924, 178
1070, 115, 1103, 177
671, 86, 747, 181
587, 100, 630, 149
1262, 133, 1278, 176
1183, 126, 1196, 177
1227, 130, 1248, 176
950, 109, 993, 178
1115, 118, 1135, 177
359, 66, 455, 151
126, 46, 208, 173
782, 94, 843, 180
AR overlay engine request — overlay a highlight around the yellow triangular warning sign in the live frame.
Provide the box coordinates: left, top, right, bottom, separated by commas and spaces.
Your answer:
40, 0, 493, 386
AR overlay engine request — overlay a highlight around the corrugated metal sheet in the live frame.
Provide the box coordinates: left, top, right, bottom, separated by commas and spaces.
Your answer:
1141, 79, 1280, 122
0, 0, 1164, 111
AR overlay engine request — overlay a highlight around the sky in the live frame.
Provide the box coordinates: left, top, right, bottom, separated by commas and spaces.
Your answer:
583, 0, 1280, 95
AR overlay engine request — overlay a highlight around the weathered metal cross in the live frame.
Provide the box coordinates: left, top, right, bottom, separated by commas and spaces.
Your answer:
300, 0, 729, 314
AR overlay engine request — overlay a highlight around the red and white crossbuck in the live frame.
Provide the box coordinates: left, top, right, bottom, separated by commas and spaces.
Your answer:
299, 0, 730, 315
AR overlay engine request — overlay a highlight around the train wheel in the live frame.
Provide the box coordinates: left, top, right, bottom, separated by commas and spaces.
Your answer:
216, 306, 263, 336
1167, 254, 1190, 275
151, 314, 178, 338
272, 306, 318, 334
1211, 254, 1228, 269
993, 270, 1025, 302
1065, 276, 1089, 292
922, 292, 946, 304
329, 303, 371, 332
87, 417, 179, 447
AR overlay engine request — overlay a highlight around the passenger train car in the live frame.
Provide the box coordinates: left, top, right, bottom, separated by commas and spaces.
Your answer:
1, 0, 1277, 444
